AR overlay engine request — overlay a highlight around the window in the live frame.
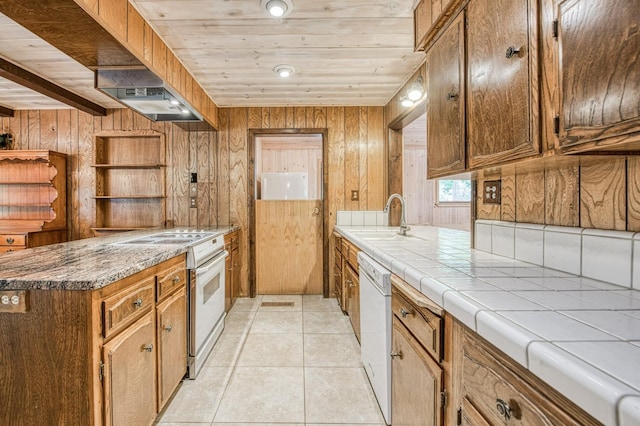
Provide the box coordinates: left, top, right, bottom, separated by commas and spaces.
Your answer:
437, 179, 471, 203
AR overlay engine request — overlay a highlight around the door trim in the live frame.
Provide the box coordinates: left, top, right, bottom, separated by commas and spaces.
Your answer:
248, 128, 329, 297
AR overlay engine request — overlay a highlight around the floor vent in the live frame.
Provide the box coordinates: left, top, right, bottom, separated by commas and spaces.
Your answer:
260, 301, 295, 307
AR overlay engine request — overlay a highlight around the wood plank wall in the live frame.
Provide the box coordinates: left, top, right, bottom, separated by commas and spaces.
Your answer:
217, 106, 386, 296
0, 109, 220, 241
475, 157, 640, 232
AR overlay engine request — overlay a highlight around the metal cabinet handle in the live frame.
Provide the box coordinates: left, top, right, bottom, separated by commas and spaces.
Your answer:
164, 324, 173, 332
346, 279, 354, 288
446, 92, 458, 101
399, 307, 412, 318
312, 207, 320, 216
496, 398, 512, 420
142, 344, 153, 353
506, 46, 521, 58
6, 238, 14, 244
133, 298, 143, 308
6, 249, 13, 253
173, 276, 180, 283
390, 351, 403, 360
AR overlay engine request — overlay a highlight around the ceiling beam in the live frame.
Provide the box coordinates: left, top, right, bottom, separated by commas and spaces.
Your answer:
0, 104, 14, 117
0, 1, 141, 69
0, 58, 106, 116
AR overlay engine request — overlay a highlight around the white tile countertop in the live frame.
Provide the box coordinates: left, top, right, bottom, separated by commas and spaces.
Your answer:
335, 225, 640, 426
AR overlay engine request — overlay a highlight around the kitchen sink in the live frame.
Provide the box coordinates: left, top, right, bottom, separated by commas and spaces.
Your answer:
351, 231, 407, 240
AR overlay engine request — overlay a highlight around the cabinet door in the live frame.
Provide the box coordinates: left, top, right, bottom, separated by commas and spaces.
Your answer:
102, 311, 157, 426
426, 12, 465, 179
391, 317, 443, 426
345, 264, 360, 341
460, 397, 492, 426
557, 0, 640, 152
225, 244, 232, 312
462, 331, 586, 425
156, 287, 187, 410
467, 0, 540, 168
231, 245, 240, 302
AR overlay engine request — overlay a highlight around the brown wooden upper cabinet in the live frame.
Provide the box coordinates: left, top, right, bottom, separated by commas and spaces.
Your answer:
414, 0, 462, 51
426, 11, 466, 179
556, 0, 640, 153
466, 0, 541, 169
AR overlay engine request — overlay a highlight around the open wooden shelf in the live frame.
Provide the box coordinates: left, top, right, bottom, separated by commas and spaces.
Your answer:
93, 131, 167, 235
92, 164, 166, 169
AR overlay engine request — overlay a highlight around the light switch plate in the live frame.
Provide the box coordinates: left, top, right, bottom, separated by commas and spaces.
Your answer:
190, 197, 198, 208
351, 190, 359, 201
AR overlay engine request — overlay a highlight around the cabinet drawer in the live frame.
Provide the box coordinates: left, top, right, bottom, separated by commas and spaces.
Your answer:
334, 247, 342, 268
392, 286, 442, 362
156, 264, 187, 302
0, 234, 26, 246
103, 276, 155, 339
346, 244, 359, 270
462, 331, 586, 426
0, 246, 26, 253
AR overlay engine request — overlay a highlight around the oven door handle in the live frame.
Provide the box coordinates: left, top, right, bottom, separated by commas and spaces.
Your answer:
197, 250, 229, 275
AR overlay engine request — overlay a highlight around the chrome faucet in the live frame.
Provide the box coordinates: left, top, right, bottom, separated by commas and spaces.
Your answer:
384, 193, 410, 236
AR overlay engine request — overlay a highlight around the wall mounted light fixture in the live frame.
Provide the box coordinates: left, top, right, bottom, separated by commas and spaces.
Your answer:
407, 76, 424, 101
262, 0, 293, 18
400, 96, 414, 108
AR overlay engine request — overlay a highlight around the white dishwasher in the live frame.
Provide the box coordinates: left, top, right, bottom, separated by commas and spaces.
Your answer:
358, 251, 392, 425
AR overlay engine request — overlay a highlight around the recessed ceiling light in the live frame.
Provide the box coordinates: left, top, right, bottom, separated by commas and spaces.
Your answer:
274, 64, 295, 78
261, 0, 293, 18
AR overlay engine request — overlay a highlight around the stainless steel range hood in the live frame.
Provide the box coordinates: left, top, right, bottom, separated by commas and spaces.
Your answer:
95, 68, 203, 122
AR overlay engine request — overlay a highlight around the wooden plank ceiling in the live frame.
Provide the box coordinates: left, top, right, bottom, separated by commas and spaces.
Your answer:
130, 0, 425, 106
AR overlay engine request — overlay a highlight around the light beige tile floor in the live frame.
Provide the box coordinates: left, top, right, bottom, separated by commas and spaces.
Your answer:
157, 295, 385, 426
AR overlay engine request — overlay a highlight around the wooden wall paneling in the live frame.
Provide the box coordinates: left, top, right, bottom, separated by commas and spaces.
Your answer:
270, 107, 286, 129
27, 110, 40, 150
545, 164, 579, 227
164, 124, 175, 227
78, 111, 95, 239
358, 107, 369, 209
152, 32, 167, 80
100, 110, 114, 131
209, 131, 219, 227
501, 168, 516, 222
367, 107, 385, 209
261, 108, 271, 129
18, 111, 28, 150
98, 0, 128, 40
172, 125, 189, 226
57, 110, 72, 238
229, 108, 249, 297
188, 128, 198, 227
197, 129, 211, 227
120, 108, 134, 131
305, 107, 323, 128
294, 107, 307, 129
39, 110, 58, 151
285, 107, 295, 129
628, 158, 640, 232
580, 158, 626, 230
387, 128, 403, 226
248, 107, 262, 130
344, 107, 360, 211
126, 4, 145, 58
327, 106, 346, 219
515, 170, 545, 223
217, 109, 231, 226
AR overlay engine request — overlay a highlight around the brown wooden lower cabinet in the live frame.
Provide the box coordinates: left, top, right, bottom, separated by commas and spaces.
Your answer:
0, 254, 188, 425
345, 263, 360, 341
392, 316, 444, 426
456, 324, 600, 426
103, 311, 157, 426
156, 286, 188, 410
224, 230, 240, 310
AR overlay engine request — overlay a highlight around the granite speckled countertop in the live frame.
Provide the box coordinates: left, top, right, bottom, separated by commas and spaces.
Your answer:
336, 225, 640, 426
0, 227, 238, 291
